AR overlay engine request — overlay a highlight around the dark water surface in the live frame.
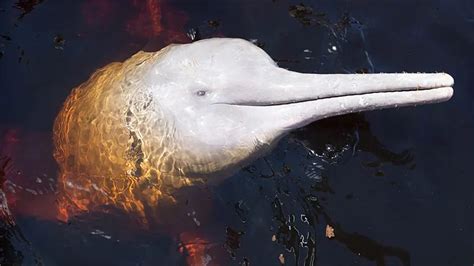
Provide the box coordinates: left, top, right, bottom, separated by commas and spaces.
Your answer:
1, 0, 473, 265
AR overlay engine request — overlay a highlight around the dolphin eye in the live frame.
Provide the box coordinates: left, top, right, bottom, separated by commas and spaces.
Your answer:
196, 90, 207, 96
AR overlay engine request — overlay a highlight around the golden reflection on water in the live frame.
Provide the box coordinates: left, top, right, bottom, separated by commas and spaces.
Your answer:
53, 49, 202, 222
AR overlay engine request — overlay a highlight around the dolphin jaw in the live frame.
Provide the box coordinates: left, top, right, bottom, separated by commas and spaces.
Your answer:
213, 73, 453, 139
217, 75, 454, 107
214, 70, 454, 107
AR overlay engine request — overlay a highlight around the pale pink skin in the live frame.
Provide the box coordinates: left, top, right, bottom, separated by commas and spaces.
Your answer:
149, 38, 453, 181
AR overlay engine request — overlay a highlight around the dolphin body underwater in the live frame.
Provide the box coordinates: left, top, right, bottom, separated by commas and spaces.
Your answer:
53, 38, 454, 219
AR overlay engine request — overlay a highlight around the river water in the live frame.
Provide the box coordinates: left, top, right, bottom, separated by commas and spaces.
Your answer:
0, 0, 473, 265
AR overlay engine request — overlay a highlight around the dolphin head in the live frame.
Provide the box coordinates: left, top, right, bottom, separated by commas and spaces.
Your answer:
53, 38, 453, 214
145, 38, 453, 177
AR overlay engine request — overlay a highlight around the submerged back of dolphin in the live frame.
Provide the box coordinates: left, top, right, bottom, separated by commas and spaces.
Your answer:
53, 38, 453, 219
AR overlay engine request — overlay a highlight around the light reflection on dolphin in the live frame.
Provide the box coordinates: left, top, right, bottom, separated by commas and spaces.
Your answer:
53, 38, 453, 219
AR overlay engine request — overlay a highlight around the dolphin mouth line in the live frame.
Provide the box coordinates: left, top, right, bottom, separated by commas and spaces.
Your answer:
220, 85, 454, 107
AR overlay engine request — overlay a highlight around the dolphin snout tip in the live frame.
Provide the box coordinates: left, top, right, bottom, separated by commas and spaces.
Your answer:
440, 72, 454, 87
441, 73, 454, 100
445, 86, 454, 100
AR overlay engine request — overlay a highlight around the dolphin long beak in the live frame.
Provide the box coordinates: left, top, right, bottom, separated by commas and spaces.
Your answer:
223, 68, 454, 132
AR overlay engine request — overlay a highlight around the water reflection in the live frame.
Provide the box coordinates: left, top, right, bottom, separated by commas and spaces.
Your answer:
213, 136, 411, 265
0, 156, 23, 266
1, 156, 42, 266
0, 127, 414, 265
296, 113, 415, 168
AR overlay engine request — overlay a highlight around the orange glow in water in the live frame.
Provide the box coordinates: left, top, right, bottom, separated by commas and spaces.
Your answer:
51, 0, 194, 223
126, 0, 163, 38
2, 1, 191, 224
0, 1, 195, 231
81, 0, 188, 43
0, 128, 60, 221
52, 50, 204, 223
147, 0, 162, 36
179, 232, 215, 266
0, 5, 213, 264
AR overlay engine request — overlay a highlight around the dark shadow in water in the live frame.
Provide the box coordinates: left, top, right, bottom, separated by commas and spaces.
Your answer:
328, 222, 411, 266
13, 0, 44, 20
270, 179, 411, 266
311, 193, 412, 266
221, 137, 412, 266
224, 226, 244, 259
0, 156, 40, 266
0, 223, 24, 266
0, 157, 23, 266
295, 113, 414, 167
289, 3, 358, 37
